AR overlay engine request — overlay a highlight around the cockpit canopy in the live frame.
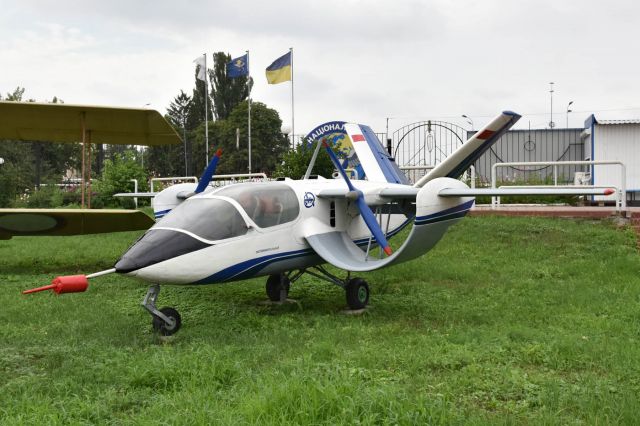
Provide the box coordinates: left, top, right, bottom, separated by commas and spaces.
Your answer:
156, 197, 248, 241
116, 183, 300, 273
154, 183, 299, 241
214, 183, 300, 228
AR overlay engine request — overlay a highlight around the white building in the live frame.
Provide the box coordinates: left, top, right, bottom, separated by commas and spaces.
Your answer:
582, 115, 640, 205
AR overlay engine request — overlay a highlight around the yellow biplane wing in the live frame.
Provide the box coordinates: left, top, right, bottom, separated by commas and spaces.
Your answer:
0, 101, 181, 145
0, 209, 154, 239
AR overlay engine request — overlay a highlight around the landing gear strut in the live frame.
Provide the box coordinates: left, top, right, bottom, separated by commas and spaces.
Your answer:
294, 266, 370, 310
142, 284, 182, 336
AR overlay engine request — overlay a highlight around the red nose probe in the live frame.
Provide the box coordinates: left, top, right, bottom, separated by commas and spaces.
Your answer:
22, 275, 89, 295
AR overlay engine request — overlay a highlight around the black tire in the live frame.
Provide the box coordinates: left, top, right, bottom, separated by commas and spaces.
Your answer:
266, 274, 290, 302
345, 278, 369, 310
152, 307, 182, 336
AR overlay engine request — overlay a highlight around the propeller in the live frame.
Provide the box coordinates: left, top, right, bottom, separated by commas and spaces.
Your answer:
194, 149, 223, 194
322, 139, 392, 256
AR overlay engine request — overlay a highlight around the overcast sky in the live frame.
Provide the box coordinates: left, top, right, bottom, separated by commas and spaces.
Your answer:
2, 0, 639, 136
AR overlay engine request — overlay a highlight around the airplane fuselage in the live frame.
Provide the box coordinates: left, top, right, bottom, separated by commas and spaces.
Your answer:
116, 178, 411, 285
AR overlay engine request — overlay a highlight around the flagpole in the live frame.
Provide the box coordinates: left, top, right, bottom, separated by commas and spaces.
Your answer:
204, 53, 209, 164
290, 47, 295, 148
247, 50, 252, 173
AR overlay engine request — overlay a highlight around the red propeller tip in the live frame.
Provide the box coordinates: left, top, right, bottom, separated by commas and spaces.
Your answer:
383, 246, 393, 256
604, 188, 615, 196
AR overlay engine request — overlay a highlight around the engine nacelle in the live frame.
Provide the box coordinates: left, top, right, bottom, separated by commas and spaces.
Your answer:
152, 183, 198, 220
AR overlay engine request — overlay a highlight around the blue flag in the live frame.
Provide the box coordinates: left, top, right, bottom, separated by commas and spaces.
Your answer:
227, 54, 249, 78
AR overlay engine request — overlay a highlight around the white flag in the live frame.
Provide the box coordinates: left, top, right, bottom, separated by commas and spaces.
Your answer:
193, 55, 206, 81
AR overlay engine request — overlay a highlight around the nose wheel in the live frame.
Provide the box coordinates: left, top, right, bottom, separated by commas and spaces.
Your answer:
152, 307, 182, 336
142, 285, 182, 336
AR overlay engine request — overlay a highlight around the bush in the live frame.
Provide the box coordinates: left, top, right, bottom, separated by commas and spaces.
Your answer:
12, 185, 65, 208
93, 151, 148, 209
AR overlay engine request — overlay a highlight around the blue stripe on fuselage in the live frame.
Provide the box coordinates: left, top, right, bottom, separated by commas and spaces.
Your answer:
194, 215, 415, 284
414, 200, 474, 226
154, 208, 172, 219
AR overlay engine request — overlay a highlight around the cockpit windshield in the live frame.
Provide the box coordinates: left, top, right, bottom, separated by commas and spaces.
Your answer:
155, 198, 248, 241
214, 183, 299, 228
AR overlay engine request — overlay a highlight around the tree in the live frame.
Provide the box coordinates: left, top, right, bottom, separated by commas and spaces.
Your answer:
192, 101, 289, 176
274, 140, 336, 179
0, 88, 79, 206
210, 52, 252, 120
166, 90, 194, 176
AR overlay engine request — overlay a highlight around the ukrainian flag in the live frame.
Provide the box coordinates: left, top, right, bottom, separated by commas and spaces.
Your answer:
265, 51, 292, 84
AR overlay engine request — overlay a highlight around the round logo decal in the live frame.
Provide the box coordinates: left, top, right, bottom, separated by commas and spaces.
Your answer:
303, 192, 316, 208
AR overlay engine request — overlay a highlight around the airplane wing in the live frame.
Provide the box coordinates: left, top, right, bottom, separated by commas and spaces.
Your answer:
437, 188, 615, 197
0, 209, 154, 239
0, 101, 181, 146
319, 184, 615, 202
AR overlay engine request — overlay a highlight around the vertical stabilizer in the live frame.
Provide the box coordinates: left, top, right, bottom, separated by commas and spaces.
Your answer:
343, 124, 409, 184
413, 111, 521, 188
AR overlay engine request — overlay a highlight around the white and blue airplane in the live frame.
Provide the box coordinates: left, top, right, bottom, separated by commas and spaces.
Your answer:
23, 111, 614, 335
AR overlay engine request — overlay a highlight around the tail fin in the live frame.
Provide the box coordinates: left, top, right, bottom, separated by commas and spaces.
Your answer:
413, 111, 521, 188
343, 123, 409, 184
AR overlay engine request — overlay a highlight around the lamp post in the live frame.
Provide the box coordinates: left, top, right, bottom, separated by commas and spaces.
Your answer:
549, 82, 555, 129
566, 101, 573, 128
461, 114, 474, 130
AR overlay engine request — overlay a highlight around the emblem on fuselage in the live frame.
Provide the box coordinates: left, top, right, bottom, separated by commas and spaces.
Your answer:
303, 192, 316, 208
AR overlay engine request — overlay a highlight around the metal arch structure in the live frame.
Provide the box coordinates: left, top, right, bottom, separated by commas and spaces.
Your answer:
391, 120, 468, 183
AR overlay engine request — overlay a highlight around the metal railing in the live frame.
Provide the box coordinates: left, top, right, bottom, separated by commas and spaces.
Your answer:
150, 176, 198, 193
491, 161, 626, 210
150, 173, 269, 193
400, 165, 476, 188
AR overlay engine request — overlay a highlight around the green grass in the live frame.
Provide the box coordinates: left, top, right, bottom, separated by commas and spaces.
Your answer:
1, 216, 639, 425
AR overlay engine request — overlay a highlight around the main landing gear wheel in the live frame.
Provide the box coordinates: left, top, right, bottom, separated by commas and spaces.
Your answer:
266, 273, 290, 302
345, 277, 369, 310
152, 307, 182, 336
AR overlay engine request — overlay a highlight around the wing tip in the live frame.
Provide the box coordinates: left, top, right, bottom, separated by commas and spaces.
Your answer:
502, 110, 521, 118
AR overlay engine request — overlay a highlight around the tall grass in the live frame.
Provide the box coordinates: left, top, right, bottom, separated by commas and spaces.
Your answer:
1, 216, 639, 424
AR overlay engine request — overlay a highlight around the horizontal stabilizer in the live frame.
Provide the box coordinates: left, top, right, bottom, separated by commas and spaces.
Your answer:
438, 187, 616, 197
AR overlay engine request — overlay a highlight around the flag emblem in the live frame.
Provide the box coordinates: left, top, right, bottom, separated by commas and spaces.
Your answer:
227, 54, 249, 78
265, 51, 292, 84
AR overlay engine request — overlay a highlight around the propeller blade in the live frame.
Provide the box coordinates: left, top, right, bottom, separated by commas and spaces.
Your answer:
355, 196, 393, 256
322, 140, 355, 191
321, 139, 392, 256
194, 149, 222, 194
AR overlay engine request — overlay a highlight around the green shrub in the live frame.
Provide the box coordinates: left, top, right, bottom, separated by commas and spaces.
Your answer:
12, 184, 65, 208
93, 151, 148, 209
